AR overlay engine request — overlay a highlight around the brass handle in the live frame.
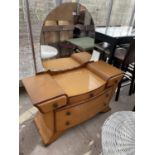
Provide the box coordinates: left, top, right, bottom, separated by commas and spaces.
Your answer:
65, 121, 70, 126
53, 102, 58, 109
66, 111, 71, 116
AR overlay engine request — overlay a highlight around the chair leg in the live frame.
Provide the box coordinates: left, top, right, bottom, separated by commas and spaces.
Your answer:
101, 53, 106, 61
132, 83, 135, 94
129, 70, 135, 96
115, 82, 121, 101
129, 81, 134, 95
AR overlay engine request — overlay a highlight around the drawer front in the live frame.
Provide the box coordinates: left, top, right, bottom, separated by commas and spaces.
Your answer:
68, 85, 105, 104
37, 96, 67, 113
106, 74, 123, 87
55, 88, 112, 131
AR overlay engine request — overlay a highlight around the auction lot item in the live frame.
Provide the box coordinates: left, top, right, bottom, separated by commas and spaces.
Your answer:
22, 52, 123, 145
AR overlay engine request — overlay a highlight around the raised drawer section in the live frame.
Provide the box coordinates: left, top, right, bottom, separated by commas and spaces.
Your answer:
55, 88, 112, 131
106, 75, 123, 88
36, 96, 67, 113
68, 85, 105, 104
86, 61, 124, 88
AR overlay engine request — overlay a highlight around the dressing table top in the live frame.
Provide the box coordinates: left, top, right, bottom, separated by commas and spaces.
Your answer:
52, 68, 106, 97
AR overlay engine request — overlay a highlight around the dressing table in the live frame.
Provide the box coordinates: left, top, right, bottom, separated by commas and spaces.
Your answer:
22, 2, 124, 145
23, 52, 123, 145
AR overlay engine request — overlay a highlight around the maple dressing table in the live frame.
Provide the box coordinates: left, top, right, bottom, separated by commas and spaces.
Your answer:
22, 52, 123, 145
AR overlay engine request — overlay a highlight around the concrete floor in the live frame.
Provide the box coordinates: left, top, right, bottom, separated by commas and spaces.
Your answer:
19, 86, 134, 155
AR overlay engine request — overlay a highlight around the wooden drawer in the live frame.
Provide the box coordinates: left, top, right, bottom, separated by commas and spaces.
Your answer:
55, 88, 112, 131
68, 85, 105, 104
37, 96, 67, 113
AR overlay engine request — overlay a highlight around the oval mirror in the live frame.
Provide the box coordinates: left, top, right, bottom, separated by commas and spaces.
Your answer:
40, 2, 95, 70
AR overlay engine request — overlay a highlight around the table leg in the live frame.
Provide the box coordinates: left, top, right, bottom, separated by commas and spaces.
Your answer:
108, 42, 117, 64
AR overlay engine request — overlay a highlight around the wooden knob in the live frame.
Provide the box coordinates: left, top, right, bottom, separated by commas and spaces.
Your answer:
89, 93, 94, 98
106, 94, 109, 98
114, 80, 118, 84
66, 111, 71, 115
53, 102, 58, 109
66, 121, 70, 126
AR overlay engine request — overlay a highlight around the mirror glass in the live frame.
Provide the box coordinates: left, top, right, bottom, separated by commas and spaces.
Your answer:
40, 2, 95, 70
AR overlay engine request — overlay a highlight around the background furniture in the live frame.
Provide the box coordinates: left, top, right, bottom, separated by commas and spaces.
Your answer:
95, 26, 135, 64
94, 42, 111, 62
22, 52, 124, 145
114, 39, 135, 101
40, 2, 95, 62
40, 45, 58, 60
42, 20, 59, 44
102, 111, 135, 155
58, 20, 73, 42
67, 37, 94, 52
115, 63, 135, 101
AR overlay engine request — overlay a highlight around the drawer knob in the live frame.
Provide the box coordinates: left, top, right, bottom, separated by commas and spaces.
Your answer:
114, 80, 118, 84
90, 93, 94, 98
66, 111, 71, 115
66, 121, 70, 126
53, 102, 58, 109
106, 94, 109, 98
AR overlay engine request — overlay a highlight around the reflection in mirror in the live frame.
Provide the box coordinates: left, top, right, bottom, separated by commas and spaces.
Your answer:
40, 2, 95, 70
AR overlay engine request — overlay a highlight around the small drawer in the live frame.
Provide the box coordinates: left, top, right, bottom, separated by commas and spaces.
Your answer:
55, 88, 112, 131
68, 85, 105, 104
36, 95, 67, 113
